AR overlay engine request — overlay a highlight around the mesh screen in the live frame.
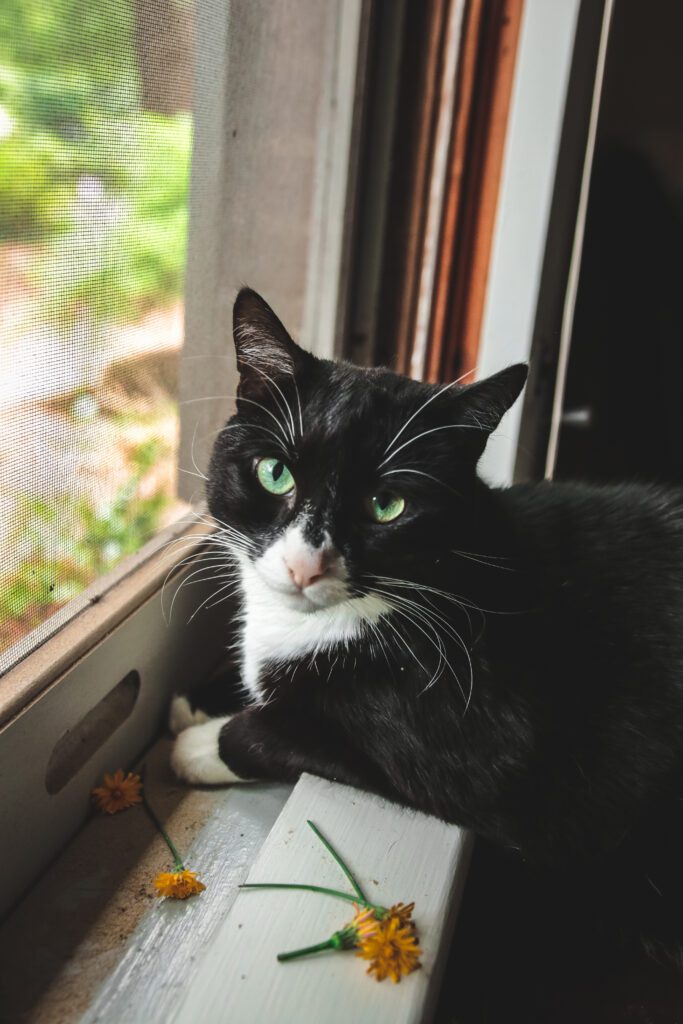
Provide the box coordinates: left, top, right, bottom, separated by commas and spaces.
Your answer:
0, 0, 195, 674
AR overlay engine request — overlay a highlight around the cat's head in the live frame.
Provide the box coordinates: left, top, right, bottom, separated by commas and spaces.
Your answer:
207, 289, 526, 616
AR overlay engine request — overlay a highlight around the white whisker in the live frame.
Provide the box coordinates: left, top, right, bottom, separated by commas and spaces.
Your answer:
179, 395, 232, 405
237, 396, 292, 449
366, 619, 393, 674
190, 418, 208, 481
379, 467, 461, 495
169, 563, 239, 623
369, 573, 520, 616
179, 393, 292, 452
239, 358, 297, 444
450, 549, 516, 571
188, 580, 240, 622
290, 372, 304, 435
382, 367, 477, 457
373, 587, 468, 701
178, 467, 207, 481
387, 603, 450, 692
378, 423, 483, 470
161, 551, 230, 622
380, 614, 432, 682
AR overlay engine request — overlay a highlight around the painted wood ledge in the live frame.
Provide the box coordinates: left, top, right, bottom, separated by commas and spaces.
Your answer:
174, 774, 473, 1024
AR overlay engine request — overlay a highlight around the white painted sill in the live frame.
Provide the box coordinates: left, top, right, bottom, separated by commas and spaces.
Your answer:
82, 774, 472, 1024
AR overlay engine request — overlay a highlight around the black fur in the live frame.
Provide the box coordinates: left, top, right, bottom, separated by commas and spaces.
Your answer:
199, 288, 683, 962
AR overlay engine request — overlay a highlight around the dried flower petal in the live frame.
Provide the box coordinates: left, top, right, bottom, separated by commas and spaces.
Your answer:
153, 869, 206, 900
386, 902, 416, 929
91, 770, 142, 815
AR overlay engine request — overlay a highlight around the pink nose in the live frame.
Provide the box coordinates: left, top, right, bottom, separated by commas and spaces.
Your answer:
285, 549, 331, 590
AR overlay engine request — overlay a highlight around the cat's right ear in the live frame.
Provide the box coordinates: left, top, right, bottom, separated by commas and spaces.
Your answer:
232, 288, 310, 396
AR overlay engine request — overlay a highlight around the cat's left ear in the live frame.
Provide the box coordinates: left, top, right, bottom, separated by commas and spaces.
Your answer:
456, 363, 528, 434
232, 288, 311, 395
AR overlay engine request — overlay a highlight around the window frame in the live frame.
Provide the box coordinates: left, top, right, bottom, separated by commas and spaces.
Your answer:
0, 0, 612, 948
474, 0, 608, 488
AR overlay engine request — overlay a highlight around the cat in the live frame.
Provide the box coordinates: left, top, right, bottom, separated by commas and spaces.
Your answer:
170, 287, 683, 962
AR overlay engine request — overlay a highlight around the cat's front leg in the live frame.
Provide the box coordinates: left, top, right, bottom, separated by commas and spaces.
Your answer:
170, 701, 393, 796
170, 713, 249, 785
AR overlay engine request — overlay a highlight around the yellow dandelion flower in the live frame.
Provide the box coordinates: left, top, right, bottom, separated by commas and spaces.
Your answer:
91, 770, 143, 815
357, 914, 422, 983
153, 869, 206, 900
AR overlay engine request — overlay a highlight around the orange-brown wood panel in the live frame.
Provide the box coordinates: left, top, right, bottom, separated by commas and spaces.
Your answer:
426, 0, 486, 382
436, 0, 525, 382
393, 0, 450, 377
423, 0, 528, 382
369, 0, 523, 380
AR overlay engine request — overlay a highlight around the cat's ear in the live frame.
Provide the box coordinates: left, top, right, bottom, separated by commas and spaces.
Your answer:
456, 363, 528, 434
232, 288, 310, 394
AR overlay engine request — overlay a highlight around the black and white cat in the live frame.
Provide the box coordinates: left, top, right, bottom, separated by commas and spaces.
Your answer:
171, 288, 683, 959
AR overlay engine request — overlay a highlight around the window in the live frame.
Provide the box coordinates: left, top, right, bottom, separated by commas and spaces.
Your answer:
0, 0, 195, 674
0, 2, 614, 978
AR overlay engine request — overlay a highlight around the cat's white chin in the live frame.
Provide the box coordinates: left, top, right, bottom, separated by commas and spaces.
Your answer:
258, 575, 351, 613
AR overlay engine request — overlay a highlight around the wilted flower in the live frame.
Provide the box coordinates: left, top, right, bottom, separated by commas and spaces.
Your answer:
91, 770, 142, 814
93, 766, 206, 901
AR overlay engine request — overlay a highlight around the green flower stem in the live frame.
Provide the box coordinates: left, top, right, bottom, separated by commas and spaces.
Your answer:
306, 819, 367, 902
239, 882, 385, 914
278, 927, 358, 962
277, 939, 339, 962
141, 792, 185, 872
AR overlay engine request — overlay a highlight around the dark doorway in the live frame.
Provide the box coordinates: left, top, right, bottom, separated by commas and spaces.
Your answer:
555, 0, 683, 485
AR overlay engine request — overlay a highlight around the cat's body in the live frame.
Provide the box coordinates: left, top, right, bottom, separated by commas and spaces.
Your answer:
171, 289, 683, 960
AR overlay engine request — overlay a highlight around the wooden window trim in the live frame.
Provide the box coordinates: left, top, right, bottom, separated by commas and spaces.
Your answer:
428, 0, 525, 383
358, 0, 524, 384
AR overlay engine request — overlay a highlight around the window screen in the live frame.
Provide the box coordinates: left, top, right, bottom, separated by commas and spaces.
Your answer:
0, 1, 194, 673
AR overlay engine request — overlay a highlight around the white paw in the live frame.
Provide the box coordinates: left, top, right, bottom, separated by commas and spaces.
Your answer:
168, 695, 210, 736
170, 717, 251, 785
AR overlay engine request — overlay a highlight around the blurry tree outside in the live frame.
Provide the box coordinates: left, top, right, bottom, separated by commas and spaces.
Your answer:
0, 0, 195, 661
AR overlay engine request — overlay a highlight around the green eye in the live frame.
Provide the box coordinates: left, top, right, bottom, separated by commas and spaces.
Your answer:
368, 492, 405, 523
256, 457, 295, 496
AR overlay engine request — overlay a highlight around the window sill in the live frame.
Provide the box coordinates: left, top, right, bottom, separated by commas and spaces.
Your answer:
0, 753, 472, 1024
0, 518, 211, 729
0, 521, 235, 919
0, 737, 291, 1023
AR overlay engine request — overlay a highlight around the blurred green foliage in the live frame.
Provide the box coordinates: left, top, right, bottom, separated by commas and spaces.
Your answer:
0, 0, 191, 322
0, 440, 169, 635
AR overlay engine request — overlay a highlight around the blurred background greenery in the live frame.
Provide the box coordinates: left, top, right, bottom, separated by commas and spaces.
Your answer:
0, 0, 192, 323
0, 0, 195, 658
0, 439, 169, 650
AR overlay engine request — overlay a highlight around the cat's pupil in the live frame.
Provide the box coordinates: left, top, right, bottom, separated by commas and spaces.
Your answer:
377, 493, 391, 510
272, 462, 283, 481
